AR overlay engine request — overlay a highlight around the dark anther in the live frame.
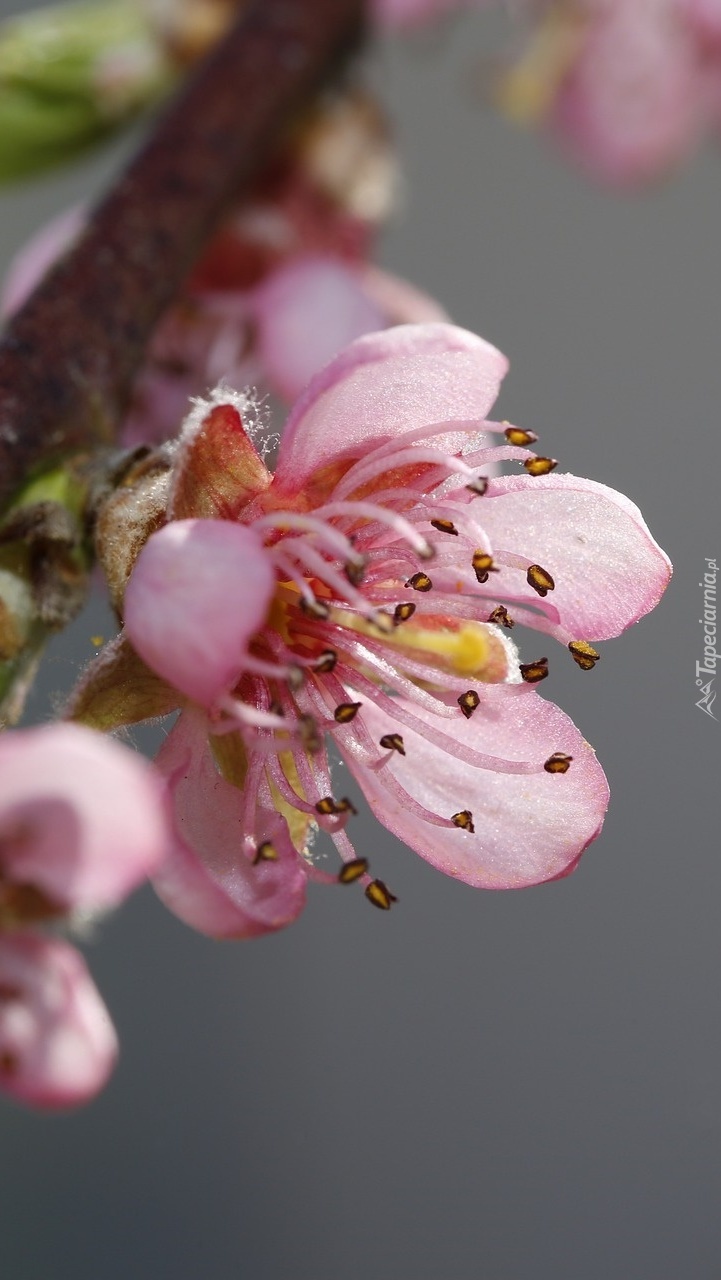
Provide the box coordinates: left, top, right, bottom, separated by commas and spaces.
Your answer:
344, 558, 367, 587
430, 518, 459, 536
315, 796, 357, 816
544, 753, 573, 774
379, 733, 405, 755
488, 604, 515, 629
365, 879, 398, 910
466, 476, 488, 496
472, 551, 498, 584
527, 563, 555, 596
334, 702, 362, 723
268, 701, 284, 717
568, 640, 601, 670
504, 425, 538, 446
524, 456, 558, 477
406, 572, 433, 592
393, 601, 416, 625
451, 809, 475, 833
314, 650, 337, 674
299, 715, 321, 753
520, 657, 549, 684
457, 690, 480, 719
300, 596, 330, 620
338, 858, 369, 884
252, 841, 279, 864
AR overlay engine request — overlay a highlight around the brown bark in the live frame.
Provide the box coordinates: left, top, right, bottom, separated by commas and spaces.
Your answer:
0, 0, 365, 512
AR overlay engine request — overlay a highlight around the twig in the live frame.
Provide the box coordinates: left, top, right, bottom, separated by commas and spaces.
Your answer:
0, 0, 365, 512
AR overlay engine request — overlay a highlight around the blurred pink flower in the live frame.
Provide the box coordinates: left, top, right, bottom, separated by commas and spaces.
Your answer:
2, 135, 446, 447
0, 723, 168, 1107
112, 323, 670, 930
497, 0, 721, 185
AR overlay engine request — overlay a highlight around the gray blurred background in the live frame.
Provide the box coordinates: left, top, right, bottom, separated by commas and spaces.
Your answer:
1, 6, 719, 1278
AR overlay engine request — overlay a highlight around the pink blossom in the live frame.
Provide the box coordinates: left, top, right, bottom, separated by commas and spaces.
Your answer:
497, 0, 721, 185
115, 323, 670, 923
0, 934, 117, 1109
0, 723, 168, 1106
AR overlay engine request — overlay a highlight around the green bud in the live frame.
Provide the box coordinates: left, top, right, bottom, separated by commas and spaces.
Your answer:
0, 0, 176, 182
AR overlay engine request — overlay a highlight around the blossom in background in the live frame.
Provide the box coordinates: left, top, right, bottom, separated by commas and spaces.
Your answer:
496, 0, 721, 185
72, 323, 671, 937
2, 93, 446, 448
0, 723, 168, 1107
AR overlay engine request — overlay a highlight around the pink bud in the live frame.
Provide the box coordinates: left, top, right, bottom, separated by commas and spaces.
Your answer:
124, 518, 276, 707
0, 933, 117, 1109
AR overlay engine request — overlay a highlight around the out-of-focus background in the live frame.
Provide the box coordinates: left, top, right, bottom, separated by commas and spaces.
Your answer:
1, 6, 719, 1278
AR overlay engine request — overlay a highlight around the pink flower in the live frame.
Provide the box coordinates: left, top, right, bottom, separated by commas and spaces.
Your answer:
0, 723, 168, 1106
0, 934, 118, 1110
102, 322, 671, 928
496, 0, 721, 185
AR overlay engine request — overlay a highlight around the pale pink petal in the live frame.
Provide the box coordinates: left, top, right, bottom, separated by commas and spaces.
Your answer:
153, 710, 307, 937
0, 933, 117, 1109
360, 264, 451, 325
339, 684, 609, 889
253, 254, 386, 402
273, 322, 509, 497
1, 206, 85, 318
0, 724, 167, 913
124, 518, 275, 706
479, 473, 672, 639
552, 0, 704, 185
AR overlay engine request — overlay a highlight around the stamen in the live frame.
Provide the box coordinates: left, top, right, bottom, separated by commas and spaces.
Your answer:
252, 510, 358, 564
312, 499, 434, 559
300, 596, 331, 621
394, 602, 417, 625
299, 714, 322, 752
504, 425, 538, 446
430, 518, 459, 536
314, 650, 338, 673
472, 551, 498, 584
544, 753, 573, 774
520, 657, 550, 683
466, 477, 489, 496
344, 558, 367, 586
405, 572, 433, 592
338, 858, 369, 884
365, 879, 398, 910
524, 456, 558, 476
334, 702, 362, 723
526, 564, 555, 597
457, 690, 480, 719
252, 841, 279, 863
315, 796, 358, 816
451, 809, 475, 833
568, 640, 601, 670
379, 733, 405, 755
488, 605, 515, 628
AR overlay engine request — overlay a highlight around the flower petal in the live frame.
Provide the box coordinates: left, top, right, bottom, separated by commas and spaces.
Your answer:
124, 518, 275, 706
0, 724, 167, 913
480, 473, 672, 639
339, 684, 609, 889
0, 933, 117, 1109
273, 322, 509, 496
253, 254, 386, 402
153, 710, 307, 938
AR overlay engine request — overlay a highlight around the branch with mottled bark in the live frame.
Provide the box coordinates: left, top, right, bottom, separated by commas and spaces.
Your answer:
0, 0, 365, 513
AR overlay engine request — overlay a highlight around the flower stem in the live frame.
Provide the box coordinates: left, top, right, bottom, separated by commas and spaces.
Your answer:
0, 0, 365, 514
